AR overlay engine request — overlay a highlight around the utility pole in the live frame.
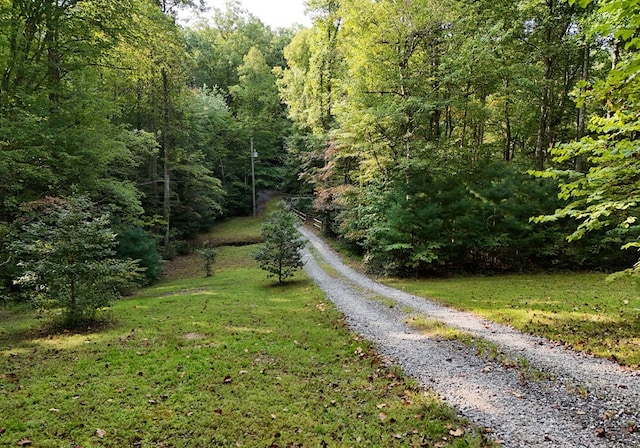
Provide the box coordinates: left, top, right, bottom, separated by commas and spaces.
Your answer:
251, 138, 257, 217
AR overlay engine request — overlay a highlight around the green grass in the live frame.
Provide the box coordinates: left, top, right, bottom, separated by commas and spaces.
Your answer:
195, 199, 284, 248
195, 216, 266, 247
386, 273, 640, 367
0, 218, 492, 447
405, 317, 550, 382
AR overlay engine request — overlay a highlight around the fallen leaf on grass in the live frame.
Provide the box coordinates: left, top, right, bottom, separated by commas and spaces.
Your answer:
376, 403, 387, 409
449, 428, 464, 437
49, 408, 59, 412
17, 438, 32, 446
378, 412, 387, 421
223, 375, 232, 384
96, 429, 106, 439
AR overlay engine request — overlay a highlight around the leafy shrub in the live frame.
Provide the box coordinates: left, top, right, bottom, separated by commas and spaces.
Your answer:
333, 161, 628, 276
9, 196, 142, 327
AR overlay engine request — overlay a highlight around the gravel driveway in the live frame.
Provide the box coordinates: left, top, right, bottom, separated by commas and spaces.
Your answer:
299, 226, 640, 448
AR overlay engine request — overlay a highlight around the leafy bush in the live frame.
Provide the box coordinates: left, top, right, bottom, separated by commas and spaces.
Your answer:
333, 161, 629, 276
9, 196, 142, 327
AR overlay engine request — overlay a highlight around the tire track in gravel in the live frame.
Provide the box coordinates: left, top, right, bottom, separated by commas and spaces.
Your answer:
299, 226, 640, 448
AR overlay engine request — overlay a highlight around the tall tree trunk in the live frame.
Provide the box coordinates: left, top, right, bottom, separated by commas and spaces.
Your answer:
535, 52, 553, 170
161, 67, 171, 247
575, 42, 590, 172
45, 1, 61, 109
606, 39, 620, 120
503, 78, 513, 162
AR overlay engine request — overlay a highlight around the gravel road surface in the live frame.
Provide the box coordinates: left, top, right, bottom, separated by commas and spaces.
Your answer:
299, 226, 640, 448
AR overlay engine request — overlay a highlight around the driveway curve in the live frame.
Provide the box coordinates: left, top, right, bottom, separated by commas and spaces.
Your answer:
299, 226, 640, 448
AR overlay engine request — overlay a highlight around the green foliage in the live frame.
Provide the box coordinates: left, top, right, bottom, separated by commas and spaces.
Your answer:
0, 221, 13, 300
253, 205, 305, 284
116, 226, 164, 285
280, 0, 615, 275
534, 0, 640, 275
8, 196, 142, 327
195, 241, 217, 277
0, 0, 146, 222
335, 161, 629, 275
184, 10, 298, 216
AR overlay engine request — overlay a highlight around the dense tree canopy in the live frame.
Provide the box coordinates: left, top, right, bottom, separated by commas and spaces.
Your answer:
1, 0, 638, 301
279, 0, 638, 275
0, 0, 297, 300
536, 0, 640, 275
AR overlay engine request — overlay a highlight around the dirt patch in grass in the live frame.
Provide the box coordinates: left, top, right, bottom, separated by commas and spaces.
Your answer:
183, 332, 205, 340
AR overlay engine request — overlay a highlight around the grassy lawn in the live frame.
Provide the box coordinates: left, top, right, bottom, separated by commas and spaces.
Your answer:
385, 273, 640, 368
194, 216, 265, 247
0, 220, 491, 447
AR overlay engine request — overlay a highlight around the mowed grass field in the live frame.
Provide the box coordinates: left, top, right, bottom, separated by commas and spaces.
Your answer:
385, 273, 640, 367
0, 218, 492, 448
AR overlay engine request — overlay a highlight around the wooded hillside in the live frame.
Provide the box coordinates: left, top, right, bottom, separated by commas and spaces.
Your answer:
280, 0, 640, 275
1, 0, 638, 294
0, 0, 297, 295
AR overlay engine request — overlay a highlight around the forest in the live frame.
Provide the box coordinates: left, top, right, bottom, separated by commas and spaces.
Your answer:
1, 0, 639, 297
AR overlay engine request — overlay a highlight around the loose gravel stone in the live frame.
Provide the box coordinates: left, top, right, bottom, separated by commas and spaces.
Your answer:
299, 226, 640, 448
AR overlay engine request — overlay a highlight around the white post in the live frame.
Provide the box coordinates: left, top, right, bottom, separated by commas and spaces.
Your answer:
251, 138, 256, 217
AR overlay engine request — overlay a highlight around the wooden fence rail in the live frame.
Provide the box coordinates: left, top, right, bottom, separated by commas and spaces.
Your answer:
291, 208, 323, 231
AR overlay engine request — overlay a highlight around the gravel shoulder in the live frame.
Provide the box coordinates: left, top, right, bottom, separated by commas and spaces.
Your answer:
299, 226, 640, 448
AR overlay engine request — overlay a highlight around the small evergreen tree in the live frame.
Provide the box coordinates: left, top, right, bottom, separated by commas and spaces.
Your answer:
196, 241, 217, 277
9, 196, 142, 327
253, 206, 305, 284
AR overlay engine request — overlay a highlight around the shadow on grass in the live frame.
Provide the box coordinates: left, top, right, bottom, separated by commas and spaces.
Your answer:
265, 278, 311, 288
523, 312, 640, 366
0, 310, 116, 346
